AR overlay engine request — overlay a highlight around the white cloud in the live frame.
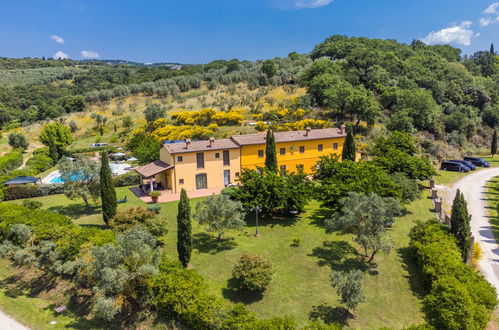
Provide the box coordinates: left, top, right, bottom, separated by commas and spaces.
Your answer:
50, 35, 64, 44
53, 51, 69, 59
421, 21, 477, 46
484, 2, 499, 14
80, 50, 100, 58
294, 0, 333, 9
479, 16, 499, 26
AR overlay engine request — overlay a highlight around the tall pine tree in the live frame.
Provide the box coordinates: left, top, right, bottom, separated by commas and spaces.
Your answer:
492, 129, 497, 156
450, 189, 471, 262
342, 127, 356, 161
100, 151, 117, 225
177, 188, 192, 268
265, 128, 278, 172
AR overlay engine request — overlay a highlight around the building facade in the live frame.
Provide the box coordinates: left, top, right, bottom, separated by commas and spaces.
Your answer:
136, 127, 347, 194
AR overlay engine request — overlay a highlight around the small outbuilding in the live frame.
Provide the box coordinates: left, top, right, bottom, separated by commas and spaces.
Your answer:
4, 176, 41, 186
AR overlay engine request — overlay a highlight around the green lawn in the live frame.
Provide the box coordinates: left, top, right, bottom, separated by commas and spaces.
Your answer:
2, 186, 432, 328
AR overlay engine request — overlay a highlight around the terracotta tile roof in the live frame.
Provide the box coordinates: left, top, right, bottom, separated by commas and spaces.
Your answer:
163, 138, 240, 154
135, 160, 173, 178
230, 128, 346, 146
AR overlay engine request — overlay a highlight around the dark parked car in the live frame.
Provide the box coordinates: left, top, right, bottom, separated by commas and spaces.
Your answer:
441, 160, 470, 172
451, 160, 476, 171
463, 156, 491, 168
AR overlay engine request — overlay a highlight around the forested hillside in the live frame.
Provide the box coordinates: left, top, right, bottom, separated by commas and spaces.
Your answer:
0, 35, 498, 159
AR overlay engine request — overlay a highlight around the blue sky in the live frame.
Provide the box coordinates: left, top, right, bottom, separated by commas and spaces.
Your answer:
0, 0, 498, 63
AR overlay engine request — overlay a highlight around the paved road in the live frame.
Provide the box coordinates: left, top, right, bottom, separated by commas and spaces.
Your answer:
0, 309, 28, 330
447, 167, 499, 296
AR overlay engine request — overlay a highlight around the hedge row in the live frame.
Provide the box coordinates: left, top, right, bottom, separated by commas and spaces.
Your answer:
3, 184, 64, 201
0, 148, 23, 175
113, 171, 141, 187
410, 221, 497, 329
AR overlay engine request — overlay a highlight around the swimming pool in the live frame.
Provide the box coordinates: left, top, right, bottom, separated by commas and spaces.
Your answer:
42, 163, 131, 184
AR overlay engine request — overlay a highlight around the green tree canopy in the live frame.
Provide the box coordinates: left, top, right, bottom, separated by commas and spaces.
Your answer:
326, 192, 402, 262
100, 152, 117, 226
195, 194, 246, 240
58, 156, 100, 207
177, 189, 192, 268
331, 270, 366, 314
450, 189, 472, 262
264, 129, 278, 172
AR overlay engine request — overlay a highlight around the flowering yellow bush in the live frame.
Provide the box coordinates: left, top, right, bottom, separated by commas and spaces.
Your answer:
171, 108, 243, 126
255, 121, 267, 131
275, 119, 330, 131
150, 125, 214, 142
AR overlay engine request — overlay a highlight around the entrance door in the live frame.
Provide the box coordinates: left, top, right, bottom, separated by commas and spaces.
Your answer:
224, 170, 230, 186
196, 174, 207, 190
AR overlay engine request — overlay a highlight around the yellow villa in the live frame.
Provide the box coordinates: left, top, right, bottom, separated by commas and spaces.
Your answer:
135, 127, 347, 195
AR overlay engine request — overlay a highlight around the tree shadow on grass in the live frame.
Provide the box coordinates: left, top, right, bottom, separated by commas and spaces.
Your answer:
309, 208, 335, 230
309, 304, 351, 327
222, 278, 264, 304
309, 241, 368, 273
192, 232, 237, 254
244, 211, 300, 229
48, 204, 100, 220
398, 246, 428, 299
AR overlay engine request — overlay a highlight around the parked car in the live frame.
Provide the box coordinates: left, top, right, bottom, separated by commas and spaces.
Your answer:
463, 156, 491, 168
91, 143, 109, 147
451, 160, 476, 171
440, 160, 470, 172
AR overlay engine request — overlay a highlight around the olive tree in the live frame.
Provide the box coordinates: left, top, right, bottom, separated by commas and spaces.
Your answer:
195, 194, 246, 240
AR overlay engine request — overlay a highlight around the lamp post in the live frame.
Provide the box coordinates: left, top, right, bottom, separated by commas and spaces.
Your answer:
252, 206, 261, 237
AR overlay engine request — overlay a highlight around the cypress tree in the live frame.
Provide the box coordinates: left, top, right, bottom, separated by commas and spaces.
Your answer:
492, 130, 497, 156
177, 188, 192, 268
491, 43, 495, 55
265, 128, 278, 172
342, 127, 356, 161
100, 151, 117, 225
48, 137, 59, 163
450, 189, 471, 262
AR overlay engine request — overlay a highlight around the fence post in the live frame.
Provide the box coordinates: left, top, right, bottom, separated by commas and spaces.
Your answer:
434, 198, 442, 214
429, 178, 435, 189
431, 188, 438, 200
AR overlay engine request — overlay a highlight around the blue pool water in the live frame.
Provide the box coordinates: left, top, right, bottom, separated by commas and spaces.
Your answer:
50, 170, 87, 184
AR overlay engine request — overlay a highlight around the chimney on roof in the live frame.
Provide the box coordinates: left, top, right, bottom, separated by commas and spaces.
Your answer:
209, 137, 215, 147
305, 127, 311, 137
340, 125, 346, 134
185, 139, 191, 149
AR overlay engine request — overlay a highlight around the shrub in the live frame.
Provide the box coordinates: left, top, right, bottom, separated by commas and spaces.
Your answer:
113, 171, 141, 187
291, 238, 301, 247
25, 152, 54, 172
0, 149, 23, 175
8, 133, 28, 150
22, 199, 43, 209
232, 254, 274, 292
110, 207, 167, 237
472, 242, 482, 267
